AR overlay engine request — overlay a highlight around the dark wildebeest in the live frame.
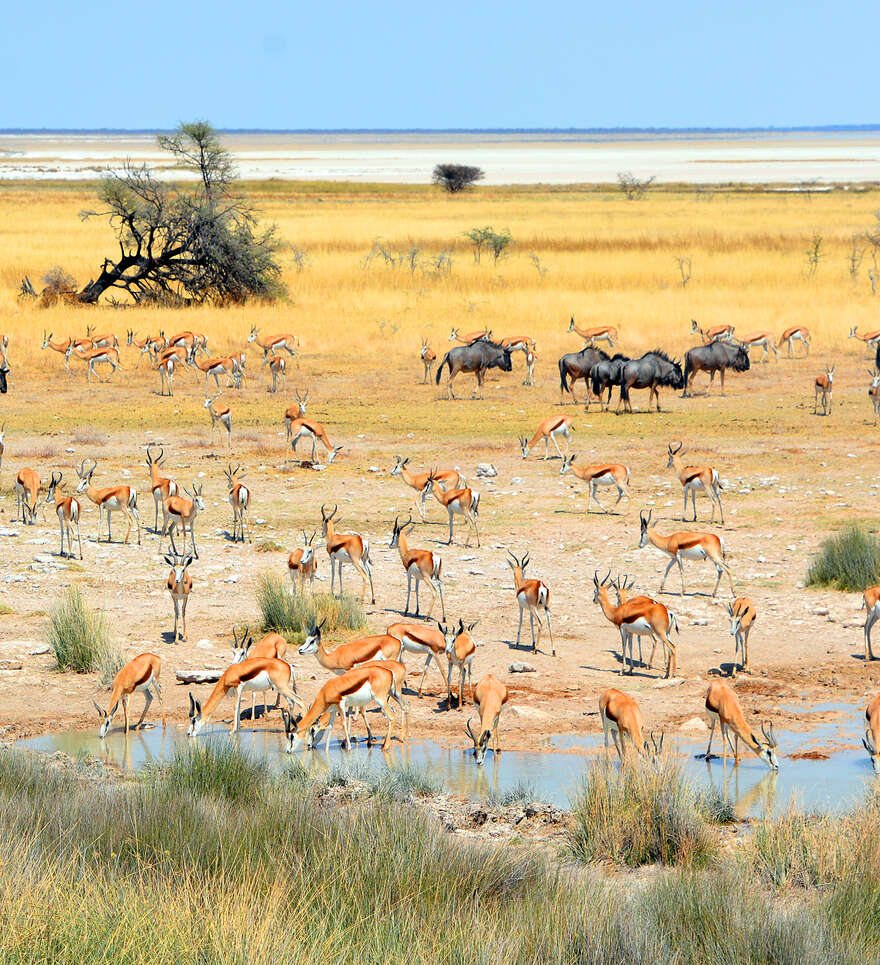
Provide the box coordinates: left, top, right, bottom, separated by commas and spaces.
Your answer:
436, 341, 512, 399
590, 353, 629, 410
617, 351, 684, 413
682, 341, 750, 397
558, 346, 609, 405
0, 360, 9, 394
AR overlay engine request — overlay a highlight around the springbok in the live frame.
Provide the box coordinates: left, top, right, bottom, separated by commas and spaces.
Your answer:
204, 394, 232, 448
196, 354, 237, 390
519, 415, 573, 460
849, 326, 880, 357
778, 325, 810, 358
862, 584, 880, 661
464, 674, 509, 765
448, 327, 490, 345
230, 626, 289, 718
66, 344, 122, 382
568, 316, 616, 348
666, 442, 725, 524
187, 658, 303, 737
75, 458, 141, 544
288, 395, 342, 464
425, 472, 480, 547
95, 653, 165, 738
386, 622, 450, 697
288, 532, 318, 592
814, 364, 834, 415
224, 464, 251, 543
321, 504, 375, 603
161, 482, 205, 558
86, 326, 118, 350
42, 331, 91, 372
284, 387, 309, 441
390, 515, 445, 619
248, 325, 298, 359
419, 339, 436, 383
44, 472, 83, 559
599, 689, 663, 762
703, 680, 779, 769
523, 345, 537, 386
739, 332, 779, 362
144, 445, 178, 533
442, 619, 477, 706
691, 319, 734, 344
14, 467, 41, 525
560, 454, 630, 514
726, 597, 756, 677
639, 509, 733, 598
862, 693, 880, 774
164, 539, 193, 643
154, 345, 192, 396
390, 456, 464, 522
0, 423, 5, 474
263, 353, 286, 393
507, 551, 554, 655
868, 371, 880, 425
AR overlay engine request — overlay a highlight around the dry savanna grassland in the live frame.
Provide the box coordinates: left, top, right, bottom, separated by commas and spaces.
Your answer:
2, 178, 880, 755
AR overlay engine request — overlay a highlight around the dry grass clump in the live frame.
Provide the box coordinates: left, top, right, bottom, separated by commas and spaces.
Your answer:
256, 572, 367, 643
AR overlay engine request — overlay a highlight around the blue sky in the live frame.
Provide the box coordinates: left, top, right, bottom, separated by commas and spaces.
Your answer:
2, 0, 877, 129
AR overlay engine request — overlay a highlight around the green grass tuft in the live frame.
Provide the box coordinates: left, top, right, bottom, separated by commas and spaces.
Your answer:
151, 741, 268, 803
806, 524, 880, 592
46, 586, 122, 680
256, 572, 367, 643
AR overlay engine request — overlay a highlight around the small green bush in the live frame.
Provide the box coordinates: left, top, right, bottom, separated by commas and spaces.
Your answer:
47, 586, 121, 678
806, 524, 880, 591
256, 573, 366, 643
154, 741, 268, 803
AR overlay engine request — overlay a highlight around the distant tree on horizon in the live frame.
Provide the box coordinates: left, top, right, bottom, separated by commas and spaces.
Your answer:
432, 163, 484, 194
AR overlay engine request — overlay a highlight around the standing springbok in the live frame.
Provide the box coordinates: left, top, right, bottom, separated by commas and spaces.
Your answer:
248, 325, 298, 359
507, 551, 554, 655
230, 626, 290, 718
284, 387, 309, 441
321, 503, 375, 603
75, 458, 141, 544
862, 693, 880, 773
425, 472, 480, 547
739, 332, 779, 362
464, 674, 509, 765
849, 326, 880, 356
67, 344, 122, 382
419, 339, 436, 383
600, 689, 663, 762
95, 653, 165, 739
814, 364, 834, 415
523, 345, 537, 386
196, 354, 237, 390
691, 319, 734, 343
161, 482, 205, 558
442, 619, 478, 706
44, 472, 83, 559
560, 454, 630, 514
204, 395, 232, 448
778, 325, 810, 357
448, 327, 490, 345
390, 456, 464, 522
144, 445, 178, 533
390, 516, 445, 620
164, 539, 193, 643
0, 423, 6, 474
867, 371, 880, 425
666, 442, 725, 524
154, 345, 194, 396
14, 467, 41, 525
288, 532, 318, 592
593, 571, 679, 677
386, 621, 450, 697
703, 680, 779, 769
263, 354, 286, 393
519, 415, 573, 460
726, 597, 756, 677
224, 464, 251, 543
568, 316, 616, 348
42, 331, 91, 372
862, 584, 880, 661
639, 509, 733, 599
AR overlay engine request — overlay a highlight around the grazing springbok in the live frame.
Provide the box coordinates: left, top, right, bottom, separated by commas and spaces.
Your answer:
862, 585, 880, 661
164, 540, 193, 643
726, 597, 756, 677
849, 326, 880, 357
67, 344, 122, 382
600, 689, 663, 762
739, 331, 779, 362
14, 467, 41, 524
187, 658, 303, 737
617, 351, 685, 413
639, 509, 733, 598
682, 341, 750, 396
75, 458, 141, 544
862, 693, 880, 773
44, 472, 83, 559
390, 515, 445, 619
419, 338, 436, 383
703, 680, 779, 769
95, 653, 165, 739
248, 325, 298, 359
144, 445, 178, 533
519, 415, 573, 460
568, 316, 616, 348
224, 464, 251, 543
161, 482, 205, 558
814, 364, 834, 415
448, 327, 490, 345
778, 325, 810, 357
666, 442, 725, 524
321, 503, 375, 603
263, 353, 286, 393
593, 571, 679, 677
868, 371, 880, 425
290, 418, 342, 464
390, 456, 464, 522
507, 551, 554, 655
288, 532, 318, 592
560, 454, 630, 514
386, 621, 450, 697
231, 626, 290, 718
425, 472, 480, 546
691, 319, 734, 344
204, 394, 232, 448
435, 340, 513, 399
464, 674, 509, 765
442, 619, 478, 706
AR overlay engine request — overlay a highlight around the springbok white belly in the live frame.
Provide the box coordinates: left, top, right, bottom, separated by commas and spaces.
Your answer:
331, 548, 353, 564
340, 682, 376, 710
134, 673, 155, 693
684, 479, 706, 492
240, 671, 276, 693
592, 473, 617, 486
622, 617, 654, 635
678, 547, 709, 561
103, 496, 124, 511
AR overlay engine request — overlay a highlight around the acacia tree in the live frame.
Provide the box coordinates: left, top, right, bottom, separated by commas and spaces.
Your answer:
77, 122, 284, 304
432, 163, 484, 193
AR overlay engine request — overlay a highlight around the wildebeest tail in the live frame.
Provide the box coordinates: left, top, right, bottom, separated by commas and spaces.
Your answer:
435, 353, 451, 385
682, 352, 693, 388
558, 357, 570, 393
590, 370, 602, 397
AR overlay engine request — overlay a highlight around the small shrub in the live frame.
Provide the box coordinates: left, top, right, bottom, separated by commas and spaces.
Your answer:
155, 741, 267, 803
254, 539, 285, 553
47, 586, 119, 676
256, 573, 366, 643
490, 780, 538, 807
432, 163, 484, 193
749, 811, 835, 888
806, 524, 880, 591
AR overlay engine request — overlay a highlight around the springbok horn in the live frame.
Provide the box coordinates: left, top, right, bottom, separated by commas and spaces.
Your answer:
465, 718, 477, 743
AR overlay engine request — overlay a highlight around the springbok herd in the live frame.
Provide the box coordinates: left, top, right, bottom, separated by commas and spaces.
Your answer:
4, 313, 880, 772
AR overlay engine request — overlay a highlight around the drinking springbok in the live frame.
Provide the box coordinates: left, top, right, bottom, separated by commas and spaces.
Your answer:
75, 458, 141, 544
778, 325, 810, 357
739, 331, 779, 362
419, 338, 436, 382
507, 551, 554, 655
862, 584, 880, 661
560, 454, 630, 514
95, 653, 165, 738
666, 441, 725, 524
144, 445, 178, 533
435, 340, 513, 399
862, 693, 880, 773
14, 467, 40, 525
425, 472, 480, 546
519, 415, 573, 460
164, 539, 193, 643
599, 689, 663, 761
464, 674, 509, 765
231, 626, 289, 718
726, 597, 756, 677
204, 394, 232, 448
288, 532, 318, 592
44, 472, 83, 559
390, 515, 445, 620
321, 503, 375, 603
568, 316, 617, 348
703, 681, 779, 769
442, 619, 477, 706
224, 464, 251, 543
390, 456, 464, 521
814, 364, 834, 415
639, 509, 733, 598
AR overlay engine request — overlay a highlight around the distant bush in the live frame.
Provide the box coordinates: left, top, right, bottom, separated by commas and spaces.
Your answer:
806, 524, 880, 591
47, 586, 121, 680
256, 573, 366, 643
432, 163, 484, 193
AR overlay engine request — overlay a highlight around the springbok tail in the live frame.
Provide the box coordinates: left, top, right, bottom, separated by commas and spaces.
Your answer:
471, 493, 480, 518
668, 610, 679, 635
433, 559, 442, 580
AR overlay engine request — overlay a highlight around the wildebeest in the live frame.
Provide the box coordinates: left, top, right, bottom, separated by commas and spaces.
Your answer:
436, 341, 512, 399
558, 346, 609, 404
617, 351, 684, 413
682, 341, 750, 396
590, 354, 630, 410
0, 360, 9, 393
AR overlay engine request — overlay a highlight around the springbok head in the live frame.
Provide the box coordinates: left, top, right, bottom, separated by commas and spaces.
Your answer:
863, 728, 880, 774
298, 618, 327, 655
164, 542, 193, 590
74, 458, 97, 492
390, 455, 409, 476
518, 435, 530, 459
448, 328, 459, 341
666, 441, 684, 467
506, 550, 530, 576
725, 601, 743, 637
592, 570, 612, 604
187, 692, 205, 737
320, 504, 338, 537
41, 331, 53, 349
247, 325, 259, 343
559, 453, 576, 476
643, 731, 665, 762
145, 444, 165, 470
567, 316, 576, 333
224, 464, 246, 489
184, 481, 205, 512
230, 624, 253, 663
300, 530, 318, 565
638, 509, 654, 548
45, 471, 63, 504
390, 514, 415, 548
294, 386, 309, 415
465, 716, 491, 765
